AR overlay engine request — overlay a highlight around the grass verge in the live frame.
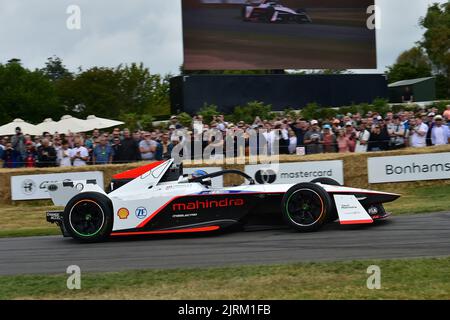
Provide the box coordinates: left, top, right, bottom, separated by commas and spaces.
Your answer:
1, 257, 449, 300
384, 184, 450, 215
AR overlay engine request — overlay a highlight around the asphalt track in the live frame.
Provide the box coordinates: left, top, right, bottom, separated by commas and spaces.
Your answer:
1, 212, 450, 275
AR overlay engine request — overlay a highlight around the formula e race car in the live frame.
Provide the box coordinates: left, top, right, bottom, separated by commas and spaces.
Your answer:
46, 159, 399, 243
242, 0, 312, 24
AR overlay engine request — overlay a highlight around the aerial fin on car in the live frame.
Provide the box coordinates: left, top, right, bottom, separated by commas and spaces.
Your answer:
109, 159, 174, 196
333, 194, 373, 225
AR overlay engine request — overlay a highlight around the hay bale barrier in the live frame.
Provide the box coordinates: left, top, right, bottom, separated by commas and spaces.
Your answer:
0, 145, 449, 205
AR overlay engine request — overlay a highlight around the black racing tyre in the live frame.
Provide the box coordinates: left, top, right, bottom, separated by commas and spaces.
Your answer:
63, 192, 113, 243
310, 178, 340, 222
281, 183, 332, 232
310, 177, 341, 186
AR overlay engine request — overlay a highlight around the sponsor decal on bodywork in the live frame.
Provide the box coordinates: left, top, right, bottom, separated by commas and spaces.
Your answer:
172, 198, 245, 211
117, 208, 130, 220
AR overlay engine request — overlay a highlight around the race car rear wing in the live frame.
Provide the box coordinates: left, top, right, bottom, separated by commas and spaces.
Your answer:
47, 180, 106, 206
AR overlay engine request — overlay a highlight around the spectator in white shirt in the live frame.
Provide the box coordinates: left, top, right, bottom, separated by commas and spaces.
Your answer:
355, 122, 371, 153
58, 140, 72, 167
288, 129, 297, 154
70, 137, 89, 167
409, 116, 429, 148
431, 115, 450, 146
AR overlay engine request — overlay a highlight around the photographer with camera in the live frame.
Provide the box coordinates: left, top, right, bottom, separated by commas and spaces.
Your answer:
304, 120, 324, 155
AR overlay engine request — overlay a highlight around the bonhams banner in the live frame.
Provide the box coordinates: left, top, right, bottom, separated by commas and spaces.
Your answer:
368, 152, 450, 184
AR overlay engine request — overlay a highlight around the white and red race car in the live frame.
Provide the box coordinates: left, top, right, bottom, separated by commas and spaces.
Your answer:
242, 0, 312, 23
46, 159, 399, 242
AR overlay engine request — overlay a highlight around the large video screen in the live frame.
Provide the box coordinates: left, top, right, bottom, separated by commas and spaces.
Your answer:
182, 0, 377, 70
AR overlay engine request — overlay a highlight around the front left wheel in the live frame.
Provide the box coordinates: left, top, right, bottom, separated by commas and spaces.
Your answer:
63, 192, 113, 243
281, 183, 332, 232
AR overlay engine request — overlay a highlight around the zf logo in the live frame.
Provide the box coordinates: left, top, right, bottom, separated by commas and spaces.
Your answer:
255, 170, 277, 184
135, 207, 148, 219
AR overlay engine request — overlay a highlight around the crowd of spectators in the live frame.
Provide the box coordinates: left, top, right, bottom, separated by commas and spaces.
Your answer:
1, 105, 449, 168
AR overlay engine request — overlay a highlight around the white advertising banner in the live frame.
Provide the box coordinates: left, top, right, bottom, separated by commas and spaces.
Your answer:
184, 167, 223, 188
11, 172, 104, 201
245, 161, 344, 185
368, 152, 450, 184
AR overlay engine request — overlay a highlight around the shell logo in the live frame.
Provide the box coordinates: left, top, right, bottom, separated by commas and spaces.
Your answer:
117, 208, 130, 220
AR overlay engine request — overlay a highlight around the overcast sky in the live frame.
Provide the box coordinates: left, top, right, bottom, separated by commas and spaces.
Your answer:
0, 0, 446, 75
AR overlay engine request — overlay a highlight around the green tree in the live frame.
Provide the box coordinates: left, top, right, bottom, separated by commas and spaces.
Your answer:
386, 47, 432, 83
56, 66, 122, 118
41, 56, 73, 82
56, 63, 172, 120
198, 103, 220, 123
419, 2, 450, 98
0, 59, 63, 124
231, 101, 272, 123
116, 63, 171, 116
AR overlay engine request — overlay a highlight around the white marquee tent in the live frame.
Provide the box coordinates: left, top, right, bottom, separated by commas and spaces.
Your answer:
35, 118, 58, 134
1, 115, 125, 135
53, 115, 93, 134
0, 119, 41, 136
85, 115, 124, 130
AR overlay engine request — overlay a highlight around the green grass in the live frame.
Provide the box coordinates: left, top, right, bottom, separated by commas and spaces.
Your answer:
0, 204, 61, 238
0, 184, 448, 238
1, 257, 449, 300
384, 184, 450, 215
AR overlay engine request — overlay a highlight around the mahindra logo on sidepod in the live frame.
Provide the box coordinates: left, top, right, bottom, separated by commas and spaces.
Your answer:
172, 198, 245, 211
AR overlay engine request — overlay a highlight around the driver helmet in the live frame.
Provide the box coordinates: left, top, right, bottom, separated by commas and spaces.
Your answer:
191, 170, 208, 178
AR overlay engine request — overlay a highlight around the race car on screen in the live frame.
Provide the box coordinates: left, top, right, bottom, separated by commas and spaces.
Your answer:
46, 159, 399, 243
242, 0, 312, 24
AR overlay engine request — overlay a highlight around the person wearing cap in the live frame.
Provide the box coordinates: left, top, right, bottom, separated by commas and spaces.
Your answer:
170, 115, 179, 125
431, 115, 450, 146
304, 120, 323, 154
331, 119, 341, 135
344, 122, 357, 152
322, 124, 337, 153
139, 132, 158, 161
374, 117, 390, 150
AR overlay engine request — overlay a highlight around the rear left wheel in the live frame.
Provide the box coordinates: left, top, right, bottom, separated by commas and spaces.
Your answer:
63, 192, 113, 243
281, 183, 331, 232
